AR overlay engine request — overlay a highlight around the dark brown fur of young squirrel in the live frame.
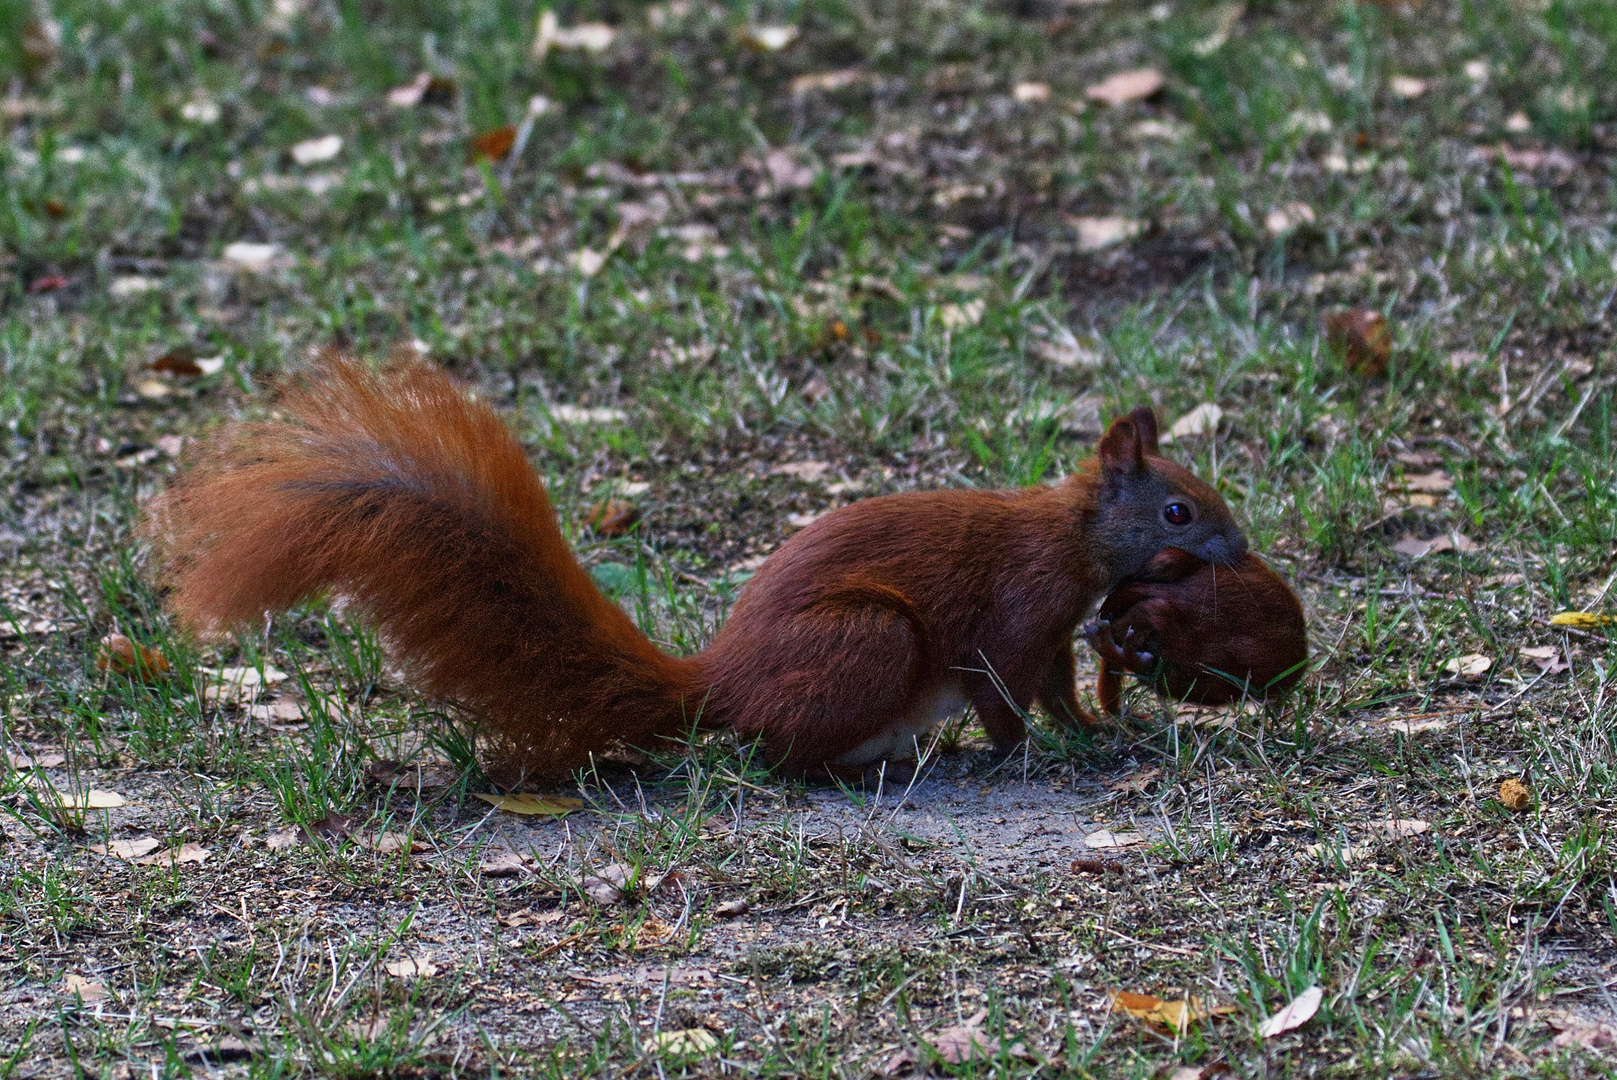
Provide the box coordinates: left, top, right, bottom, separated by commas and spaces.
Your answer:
1087, 547, 1307, 714
142, 354, 1247, 778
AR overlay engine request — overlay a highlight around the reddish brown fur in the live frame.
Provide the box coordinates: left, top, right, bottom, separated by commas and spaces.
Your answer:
1089, 548, 1307, 713
144, 355, 1248, 778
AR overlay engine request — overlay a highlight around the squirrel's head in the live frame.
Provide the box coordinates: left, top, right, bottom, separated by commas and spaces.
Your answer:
1089, 406, 1246, 578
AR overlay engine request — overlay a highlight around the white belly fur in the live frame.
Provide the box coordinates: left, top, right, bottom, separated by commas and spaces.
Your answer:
833, 681, 967, 765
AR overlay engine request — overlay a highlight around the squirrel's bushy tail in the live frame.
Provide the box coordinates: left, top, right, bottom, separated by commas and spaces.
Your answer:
142, 353, 704, 779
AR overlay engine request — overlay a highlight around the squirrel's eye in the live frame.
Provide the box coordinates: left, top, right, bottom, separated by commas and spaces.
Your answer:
1163, 501, 1193, 526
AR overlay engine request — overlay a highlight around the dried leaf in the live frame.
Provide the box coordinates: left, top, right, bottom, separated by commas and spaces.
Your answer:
762, 148, 815, 191
480, 850, 526, 877
771, 461, 832, 483
740, 24, 799, 51
1443, 653, 1491, 678
939, 299, 985, 329
89, 837, 163, 860
1366, 818, 1429, 838
361, 831, 422, 855
385, 954, 438, 979
1401, 470, 1454, 494
1084, 68, 1165, 106
1164, 402, 1222, 442
110, 275, 159, 298
150, 348, 203, 377
386, 73, 457, 108
1258, 985, 1323, 1037
1389, 75, 1427, 99
472, 792, 584, 816
791, 69, 863, 96
290, 135, 342, 165
1325, 309, 1391, 377
469, 126, 516, 163
1550, 611, 1616, 629
1499, 778, 1532, 812
1519, 645, 1569, 674
928, 1011, 991, 1063
585, 499, 641, 537
571, 246, 608, 277
714, 898, 750, 918
534, 11, 617, 56
653, 1028, 718, 1055
222, 241, 285, 271
584, 862, 634, 905
246, 699, 307, 725
136, 842, 210, 867
1265, 202, 1315, 236
1072, 215, 1142, 251
62, 974, 108, 1002
1012, 82, 1051, 103
1084, 829, 1146, 849
97, 634, 169, 680
1111, 992, 1226, 1033
265, 827, 302, 851
1107, 767, 1161, 793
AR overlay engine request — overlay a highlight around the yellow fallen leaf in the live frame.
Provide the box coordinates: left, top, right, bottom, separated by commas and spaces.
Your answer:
1111, 991, 1229, 1032
473, 793, 584, 816
654, 1028, 718, 1055
1550, 611, 1615, 629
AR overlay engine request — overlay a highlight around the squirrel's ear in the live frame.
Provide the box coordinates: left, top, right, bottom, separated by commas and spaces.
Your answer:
1127, 407, 1160, 454
1098, 413, 1146, 476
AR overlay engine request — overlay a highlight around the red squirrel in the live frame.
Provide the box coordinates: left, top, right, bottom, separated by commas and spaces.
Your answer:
143, 354, 1246, 778
1086, 547, 1307, 714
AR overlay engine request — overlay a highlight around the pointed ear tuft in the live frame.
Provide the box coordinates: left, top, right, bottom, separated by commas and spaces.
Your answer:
1127, 406, 1160, 454
1098, 413, 1146, 476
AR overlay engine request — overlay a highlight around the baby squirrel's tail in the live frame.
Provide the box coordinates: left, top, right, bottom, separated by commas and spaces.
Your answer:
142, 353, 704, 779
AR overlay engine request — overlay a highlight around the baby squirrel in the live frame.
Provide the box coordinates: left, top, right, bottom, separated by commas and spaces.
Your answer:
143, 354, 1246, 778
1087, 547, 1307, 714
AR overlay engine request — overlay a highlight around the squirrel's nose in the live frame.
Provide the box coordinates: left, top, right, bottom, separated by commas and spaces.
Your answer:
1199, 532, 1246, 565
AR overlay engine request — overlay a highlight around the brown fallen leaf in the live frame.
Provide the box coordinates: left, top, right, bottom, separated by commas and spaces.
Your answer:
1325, 309, 1391, 377
7, 749, 66, 768
265, 827, 302, 851
472, 792, 584, 816
584, 499, 640, 537
927, 1009, 991, 1063
1444, 653, 1491, 678
1258, 985, 1323, 1037
791, 69, 864, 96
468, 126, 516, 163
1366, 818, 1430, 838
1084, 829, 1146, 849
32, 783, 126, 810
1499, 778, 1532, 812
1107, 767, 1162, 793
97, 634, 169, 681
1519, 645, 1569, 674
62, 974, 108, 1002
1084, 68, 1165, 107
584, 862, 634, 905
714, 897, 750, 918
479, 850, 526, 877
360, 831, 423, 855
88, 837, 163, 861
150, 348, 204, 377
384, 954, 438, 979
136, 841, 210, 867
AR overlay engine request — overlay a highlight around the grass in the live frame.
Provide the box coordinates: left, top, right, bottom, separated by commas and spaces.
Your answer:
2, 0, 1616, 1075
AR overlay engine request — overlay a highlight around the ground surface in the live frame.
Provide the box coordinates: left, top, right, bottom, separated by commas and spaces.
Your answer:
2, 0, 1616, 1076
